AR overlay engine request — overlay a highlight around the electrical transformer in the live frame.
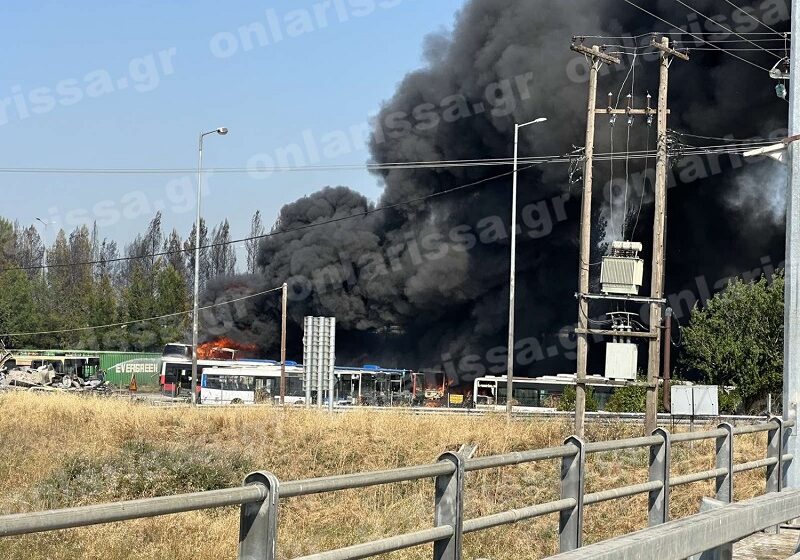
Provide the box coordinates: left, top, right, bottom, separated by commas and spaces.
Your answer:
600, 241, 644, 295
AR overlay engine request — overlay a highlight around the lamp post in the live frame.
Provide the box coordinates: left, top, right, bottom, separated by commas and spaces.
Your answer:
507, 117, 547, 419
191, 127, 228, 405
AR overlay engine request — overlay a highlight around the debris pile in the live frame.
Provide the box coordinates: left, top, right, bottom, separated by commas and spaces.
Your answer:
0, 345, 112, 394
0, 365, 113, 394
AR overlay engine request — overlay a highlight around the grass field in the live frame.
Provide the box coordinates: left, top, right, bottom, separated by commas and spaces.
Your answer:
0, 392, 772, 559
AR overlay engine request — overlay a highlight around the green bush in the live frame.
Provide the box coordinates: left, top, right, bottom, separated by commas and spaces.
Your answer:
606, 382, 664, 413
718, 389, 743, 415
681, 271, 784, 410
606, 385, 647, 413
35, 440, 254, 509
558, 385, 599, 412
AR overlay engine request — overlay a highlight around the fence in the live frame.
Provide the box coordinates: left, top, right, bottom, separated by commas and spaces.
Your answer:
0, 418, 793, 559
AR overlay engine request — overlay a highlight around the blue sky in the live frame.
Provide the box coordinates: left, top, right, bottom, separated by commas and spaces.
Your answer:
1, 0, 464, 258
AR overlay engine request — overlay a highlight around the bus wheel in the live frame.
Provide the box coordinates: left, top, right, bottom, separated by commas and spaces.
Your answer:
231, 398, 244, 405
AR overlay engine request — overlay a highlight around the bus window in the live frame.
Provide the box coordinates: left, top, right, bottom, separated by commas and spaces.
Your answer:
203, 375, 222, 390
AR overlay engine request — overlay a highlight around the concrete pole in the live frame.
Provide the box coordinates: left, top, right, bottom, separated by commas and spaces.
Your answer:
645, 37, 671, 436
507, 123, 520, 420
280, 282, 287, 405
191, 133, 204, 406
575, 47, 601, 439
784, 0, 800, 488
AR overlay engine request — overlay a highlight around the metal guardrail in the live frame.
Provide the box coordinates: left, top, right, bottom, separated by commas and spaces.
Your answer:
0, 417, 793, 560
546, 489, 800, 559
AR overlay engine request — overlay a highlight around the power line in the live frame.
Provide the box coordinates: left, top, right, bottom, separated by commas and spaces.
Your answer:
720, 0, 785, 37
581, 32, 791, 39
620, 0, 773, 72
630, 122, 653, 238
671, 0, 782, 59
0, 139, 777, 177
0, 286, 283, 338
1, 141, 777, 275
687, 47, 788, 52
4, 163, 548, 273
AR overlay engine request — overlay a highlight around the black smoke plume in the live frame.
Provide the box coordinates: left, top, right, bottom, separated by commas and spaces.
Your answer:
203, 0, 789, 379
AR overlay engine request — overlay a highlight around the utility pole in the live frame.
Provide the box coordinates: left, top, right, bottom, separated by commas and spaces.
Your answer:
646, 37, 688, 435
571, 37, 685, 438
572, 42, 619, 439
280, 282, 288, 405
784, 0, 800, 489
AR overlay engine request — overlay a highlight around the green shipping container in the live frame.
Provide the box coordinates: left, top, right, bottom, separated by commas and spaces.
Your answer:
10, 349, 163, 388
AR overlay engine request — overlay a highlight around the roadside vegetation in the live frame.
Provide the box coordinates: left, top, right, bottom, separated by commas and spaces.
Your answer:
0, 392, 773, 559
681, 271, 784, 414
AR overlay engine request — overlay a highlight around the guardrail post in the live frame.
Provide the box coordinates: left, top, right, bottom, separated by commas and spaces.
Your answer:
783, 419, 793, 489
767, 416, 785, 494
766, 416, 784, 535
559, 436, 585, 552
716, 423, 734, 504
434, 451, 464, 560
648, 427, 670, 526
239, 471, 280, 560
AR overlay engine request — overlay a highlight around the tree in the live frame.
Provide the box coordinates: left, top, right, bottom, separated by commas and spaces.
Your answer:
0, 268, 39, 348
164, 229, 188, 285
210, 219, 236, 277
246, 210, 264, 273
154, 264, 189, 345
185, 218, 209, 292
681, 271, 784, 412
13, 223, 44, 278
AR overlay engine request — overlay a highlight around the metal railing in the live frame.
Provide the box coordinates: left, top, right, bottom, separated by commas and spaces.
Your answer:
0, 417, 793, 560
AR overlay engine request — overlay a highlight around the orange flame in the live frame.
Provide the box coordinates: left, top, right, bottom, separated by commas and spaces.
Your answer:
197, 337, 258, 360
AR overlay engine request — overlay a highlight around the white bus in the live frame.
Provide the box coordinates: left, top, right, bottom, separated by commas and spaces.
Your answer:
200, 365, 306, 405
473, 374, 615, 410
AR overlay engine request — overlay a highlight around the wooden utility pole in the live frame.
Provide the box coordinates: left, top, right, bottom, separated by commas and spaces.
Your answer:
572, 43, 619, 438
571, 37, 686, 438
280, 282, 288, 405
646, 37, 688, 435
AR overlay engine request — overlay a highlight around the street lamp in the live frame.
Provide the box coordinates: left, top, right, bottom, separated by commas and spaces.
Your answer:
191, 127, 228, 405
507, 117, 547, 419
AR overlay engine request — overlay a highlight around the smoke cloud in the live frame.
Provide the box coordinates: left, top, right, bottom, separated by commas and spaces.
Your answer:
205, 0, 789, 376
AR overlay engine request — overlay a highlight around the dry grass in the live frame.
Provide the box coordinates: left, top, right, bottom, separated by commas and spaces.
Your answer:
0, 393, 771, 559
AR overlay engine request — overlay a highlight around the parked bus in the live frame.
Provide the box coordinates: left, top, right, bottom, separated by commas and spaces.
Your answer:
200, 365, 305, 405
159, 357, 255, 396
473, 374, 615, 410
7, 353, 101, 379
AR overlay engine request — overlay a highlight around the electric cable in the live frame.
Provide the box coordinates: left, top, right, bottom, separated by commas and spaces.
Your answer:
620, 0, 773, 72
721, 0, 785, 37
672, 0, 782, 59
0, 286, 283, 337
1, 164, 541, 273
1, 141, 778, 275
631, 119, 652, 238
